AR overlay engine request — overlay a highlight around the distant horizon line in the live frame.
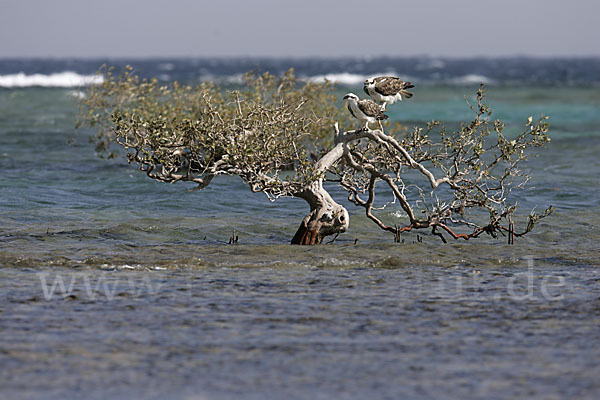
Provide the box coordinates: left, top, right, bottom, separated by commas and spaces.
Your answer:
1, 54, 600, 60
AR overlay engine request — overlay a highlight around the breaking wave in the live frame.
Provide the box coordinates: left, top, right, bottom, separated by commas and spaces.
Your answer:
2, 57, 598, 88
304, 72, 399, 85
0, 71, 103, 88
301, 72, 492, 86
449, 74, 496, 85
191, 72, 494, 87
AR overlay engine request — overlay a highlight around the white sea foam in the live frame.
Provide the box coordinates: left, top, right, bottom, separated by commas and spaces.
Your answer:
200, 73, 245, 84
224, 73, 246, 84
0, 71, 103, 88
449, 74, 495, 85
158, 62, 175, 71
305, 73, 368, 85
68, 90, 86, 99
415, 58, 446, 71
303, 71, 412, 86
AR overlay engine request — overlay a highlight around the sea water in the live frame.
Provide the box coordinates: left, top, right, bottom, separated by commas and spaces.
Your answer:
1, 58, 599, 399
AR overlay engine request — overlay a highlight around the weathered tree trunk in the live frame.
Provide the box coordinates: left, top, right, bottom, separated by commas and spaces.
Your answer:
290, 125, 375, 245
291, 129, 352, 245
291, 180, 349, 245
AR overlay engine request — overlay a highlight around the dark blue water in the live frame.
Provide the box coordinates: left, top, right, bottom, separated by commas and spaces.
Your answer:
1, 58, 599, 399
2, 56, 600, 86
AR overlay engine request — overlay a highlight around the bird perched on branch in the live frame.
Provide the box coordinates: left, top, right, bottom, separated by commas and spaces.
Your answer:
364, 76, 414, 110
343, 93, 388, 131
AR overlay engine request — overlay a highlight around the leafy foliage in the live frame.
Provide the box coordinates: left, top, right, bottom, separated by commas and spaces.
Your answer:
79, 65, 348, 198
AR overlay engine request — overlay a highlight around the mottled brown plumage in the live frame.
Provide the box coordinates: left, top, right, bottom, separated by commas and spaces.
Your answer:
368, 77, 414, 97
343, 93, 388, 129
355, 98, 388, 120
363, 77, 415, 109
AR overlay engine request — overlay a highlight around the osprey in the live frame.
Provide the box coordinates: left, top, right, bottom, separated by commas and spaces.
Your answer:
343, 93, 388, 130
364, 76, 414, 110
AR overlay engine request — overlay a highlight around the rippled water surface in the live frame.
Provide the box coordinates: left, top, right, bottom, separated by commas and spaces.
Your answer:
2, 258, 600, 400
1, 61, 600, 399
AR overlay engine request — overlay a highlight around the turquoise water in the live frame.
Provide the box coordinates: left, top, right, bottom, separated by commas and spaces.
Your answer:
2, 86, 599, 253
1, 80, 600, 399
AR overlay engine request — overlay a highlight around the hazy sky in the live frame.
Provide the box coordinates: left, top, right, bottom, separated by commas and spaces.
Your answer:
1, 0, 599, 58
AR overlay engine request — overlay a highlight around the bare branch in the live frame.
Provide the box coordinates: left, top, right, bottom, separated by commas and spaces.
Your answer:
78, 68, 551, 245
